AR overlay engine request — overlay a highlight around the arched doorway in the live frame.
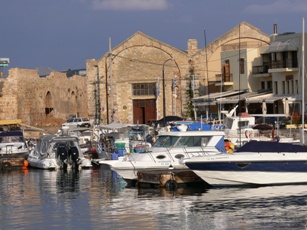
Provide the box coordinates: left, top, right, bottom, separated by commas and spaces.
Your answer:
45, 91, 53, 115
69, 91, 78, 116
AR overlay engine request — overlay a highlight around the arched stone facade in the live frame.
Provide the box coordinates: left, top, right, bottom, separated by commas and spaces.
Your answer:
86, 22, 270, 124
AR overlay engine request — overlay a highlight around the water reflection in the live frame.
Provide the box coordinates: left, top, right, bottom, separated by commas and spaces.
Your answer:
1, 167, 307, 229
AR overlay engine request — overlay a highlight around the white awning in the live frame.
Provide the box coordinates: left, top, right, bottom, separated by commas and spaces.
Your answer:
216, 92, 271, 104
245, 94, 296, 104
193, 90, 246, 106
245, 93, 274, 103
193, 90, 245, 101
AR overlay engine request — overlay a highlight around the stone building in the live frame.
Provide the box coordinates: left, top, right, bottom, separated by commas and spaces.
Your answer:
86, 21, 270, 124
0, 21, 270, 126
0, 68, 88, 126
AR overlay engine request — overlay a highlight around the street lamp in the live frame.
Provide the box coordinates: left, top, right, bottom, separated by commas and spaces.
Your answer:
162, 58, 173, 126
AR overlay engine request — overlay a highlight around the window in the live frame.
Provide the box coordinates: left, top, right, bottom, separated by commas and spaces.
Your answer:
282, 81, 285, 94
132, 83, 156, 96
239, 58, 245, 74
267, 81, 272, 90
261, 81, 265, 90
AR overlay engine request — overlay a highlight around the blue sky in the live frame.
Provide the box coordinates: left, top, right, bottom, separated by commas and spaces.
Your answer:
1, 0, 307, 72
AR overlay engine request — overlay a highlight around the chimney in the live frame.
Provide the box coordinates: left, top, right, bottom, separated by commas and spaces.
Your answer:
274, 24, 277, 35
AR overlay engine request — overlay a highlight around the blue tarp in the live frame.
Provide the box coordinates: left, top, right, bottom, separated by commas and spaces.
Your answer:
187, 122, 211, 131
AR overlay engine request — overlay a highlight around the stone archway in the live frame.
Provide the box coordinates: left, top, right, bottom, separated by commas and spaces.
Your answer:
69, 91, 78, 116
45, 91, 53, 115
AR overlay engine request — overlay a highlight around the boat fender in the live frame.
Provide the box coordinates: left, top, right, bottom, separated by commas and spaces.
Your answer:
245, 130, 252, 140
23, 159, 29, 168
2, 162, 12, 170
165, 179, 178, 191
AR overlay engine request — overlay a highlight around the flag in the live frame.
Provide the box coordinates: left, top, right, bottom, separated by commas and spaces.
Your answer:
156, 78, 160, 97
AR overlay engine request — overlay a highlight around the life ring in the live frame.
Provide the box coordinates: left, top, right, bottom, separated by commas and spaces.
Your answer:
245, 130, 252, 140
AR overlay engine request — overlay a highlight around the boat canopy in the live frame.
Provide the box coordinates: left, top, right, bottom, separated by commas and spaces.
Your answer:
236, 141, 307, 152
0, 131, 24, 137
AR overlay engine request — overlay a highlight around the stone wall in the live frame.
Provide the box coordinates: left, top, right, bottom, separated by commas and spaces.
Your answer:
0, 68, 88, 126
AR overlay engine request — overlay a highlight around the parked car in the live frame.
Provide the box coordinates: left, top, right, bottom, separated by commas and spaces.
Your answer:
62, 117, 92, 128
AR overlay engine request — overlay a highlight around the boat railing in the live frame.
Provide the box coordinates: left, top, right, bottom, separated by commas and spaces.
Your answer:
147, 151, 157, 163
0, 144, 16, 155
165, 147, 176, 162
182, 146, 216, 159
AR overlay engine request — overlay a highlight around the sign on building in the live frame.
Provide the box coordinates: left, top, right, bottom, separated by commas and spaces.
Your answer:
0, 58, 10, 67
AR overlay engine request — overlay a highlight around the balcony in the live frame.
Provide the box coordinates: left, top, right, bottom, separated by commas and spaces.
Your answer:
253, 59, 298, 76
214, 74, 234, 87
268, 59, 298, 73
252, 65, 271, 78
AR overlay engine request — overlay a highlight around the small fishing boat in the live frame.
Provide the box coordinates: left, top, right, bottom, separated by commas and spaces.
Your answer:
27, 134, 92, 170
0, 119, 30, 169
97, 123, 152, 160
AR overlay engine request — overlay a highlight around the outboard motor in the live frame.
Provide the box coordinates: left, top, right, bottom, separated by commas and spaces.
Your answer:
69, 146, 79, 163
57, 143, 68, 162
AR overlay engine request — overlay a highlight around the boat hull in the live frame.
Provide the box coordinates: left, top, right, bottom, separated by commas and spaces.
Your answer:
101, 159, 187, 181
183, 140, 307, 186
184, 155, 307, 186
191, 170, 307, 186
27, 155, 92, 170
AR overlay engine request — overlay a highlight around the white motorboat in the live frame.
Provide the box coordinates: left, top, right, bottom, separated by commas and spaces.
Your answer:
0, 119, 30, 169
0, 130, 29, 159
215, 105, 299, 148
98, 129, 227, 182
183, 141, 307, 186
27, 134, 92, 170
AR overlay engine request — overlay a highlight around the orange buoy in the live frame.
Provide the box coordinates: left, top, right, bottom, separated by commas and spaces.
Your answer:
23, 159, 29, 167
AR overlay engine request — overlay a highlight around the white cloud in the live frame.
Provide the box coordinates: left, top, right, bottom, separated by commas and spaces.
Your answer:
91, 0, 169, 11
243, 0, 307, 14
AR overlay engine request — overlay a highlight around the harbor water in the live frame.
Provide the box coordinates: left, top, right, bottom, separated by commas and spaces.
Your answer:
1, 165, 307, 230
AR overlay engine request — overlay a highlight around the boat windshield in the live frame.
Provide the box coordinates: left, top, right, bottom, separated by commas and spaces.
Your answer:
152, 136, 179, 148
153, 135, 211, 148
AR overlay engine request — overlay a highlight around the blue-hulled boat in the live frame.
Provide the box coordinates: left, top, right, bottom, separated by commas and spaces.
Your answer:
183, 141, 307, 186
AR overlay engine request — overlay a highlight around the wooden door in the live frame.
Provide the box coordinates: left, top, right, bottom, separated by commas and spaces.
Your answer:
133, 99, 156, 124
